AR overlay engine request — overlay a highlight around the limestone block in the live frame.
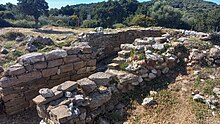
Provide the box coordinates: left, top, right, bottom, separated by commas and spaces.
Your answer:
88, 72, 112, 86
62, 46, 81, 55
64, 55, 80, 63
45, 50, 67, 61
34, 62, 47, 69
77, 67, 87, 74
59, 63, 73, 73
42, 67, 58, 77
49, 105, 72, 124
73, 61, 85, 70
48, 59, 63, 68
33, 90, 63, 106
5, 63, 26, 76
89, 91, 112, 109
17, 70, 42, 83
18, 52, 45, 65
57, 81, 78, 92
86, 59, 96, 67
77, 78, 97, 95
0, 77, 21, 88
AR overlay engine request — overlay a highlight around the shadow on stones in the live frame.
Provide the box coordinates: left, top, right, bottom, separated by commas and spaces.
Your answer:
101, 59, 188, 123
32, 29, 75, 35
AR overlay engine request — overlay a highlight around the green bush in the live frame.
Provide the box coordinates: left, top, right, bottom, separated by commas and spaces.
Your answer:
56, 19, 65, 26
1, 32, 25, 40
8, 19, 36, 28
210, 33, 220, 45
112, 23, 127, 29
81, 20, 98, 28
48, 15, 70, 26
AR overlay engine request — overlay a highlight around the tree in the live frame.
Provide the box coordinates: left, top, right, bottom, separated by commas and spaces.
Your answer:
17, 0, 49, 29
93, 1, 126, 27
149, 1, 183, 28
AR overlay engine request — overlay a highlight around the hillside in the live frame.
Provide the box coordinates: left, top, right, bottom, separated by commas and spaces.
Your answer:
0, 0, 220, 32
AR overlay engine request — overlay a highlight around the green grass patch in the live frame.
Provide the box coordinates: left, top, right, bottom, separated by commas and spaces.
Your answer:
190, 98, 211, 122
38, 46, 56, 53
3, 41, 16, 49
154, 90, 178, 113
119, 62, 129, 71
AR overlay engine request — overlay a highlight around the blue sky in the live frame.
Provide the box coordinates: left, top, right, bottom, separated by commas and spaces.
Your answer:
1, 0, 220, 8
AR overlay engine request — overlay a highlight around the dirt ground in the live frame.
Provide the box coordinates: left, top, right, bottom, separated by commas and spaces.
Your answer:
0, 108, 40, 124
123, 66, 220, 124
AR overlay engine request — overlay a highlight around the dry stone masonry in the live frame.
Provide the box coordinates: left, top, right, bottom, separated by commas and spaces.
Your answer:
33, 72, 118, 124
0, 45, 96, 115
76, 28, 163, 61
0, 27, 217, 116
107, 36, 188, 92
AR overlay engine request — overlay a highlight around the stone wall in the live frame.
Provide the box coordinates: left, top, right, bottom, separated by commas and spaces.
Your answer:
0, 45, 96, 115
75, 28, 163, 61
0, 28, 163, 115
33, 72, 118, 124
0, 28, 211, 115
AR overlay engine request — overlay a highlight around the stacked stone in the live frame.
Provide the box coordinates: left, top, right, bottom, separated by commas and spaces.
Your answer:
0, 45, 96, 115
76, 28, 162, 61
33, 72, 119, 124
108, 36, 186, 92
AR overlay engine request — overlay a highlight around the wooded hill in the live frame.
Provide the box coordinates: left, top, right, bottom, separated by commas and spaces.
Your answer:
0, 0, 220, 32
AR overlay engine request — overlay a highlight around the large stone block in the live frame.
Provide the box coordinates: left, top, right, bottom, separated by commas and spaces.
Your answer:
45, 50, 67, 61
48, 59, 63, 68
49, 105, 72, 124
73, 61, 86, 70
64, 55, 80, 63
77, 78, 97, 95
33, 90, 63, 106
86, 59, 96, 67
89, 91, 112, 109
88, 72, 112, 86
63, 46, 81, 55
77, 67, 87, 74
0, 77, 21, 88
57, 81, 78, 92
4, 63, 26, 76
59, 63, 73, 73
42, 67, 58, 77
34, 62, 47, 69
17, 71, 42, 83
18, 53, 45, 65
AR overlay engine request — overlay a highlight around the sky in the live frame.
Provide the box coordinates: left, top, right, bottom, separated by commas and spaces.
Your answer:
0, 0, 220, 8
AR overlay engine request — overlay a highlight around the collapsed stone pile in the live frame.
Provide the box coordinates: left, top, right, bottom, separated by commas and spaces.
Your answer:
33, 72, 120, 124
0, 45, 96, 115
25, 35, 55, 52
107, 36, 187, 92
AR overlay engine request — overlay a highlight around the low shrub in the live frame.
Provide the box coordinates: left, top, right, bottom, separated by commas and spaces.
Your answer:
81, 20, 98, 28
13, 20, 36, 28
210, 32, 220, 45
112, 23, 127, 29
1, 32, 25, 41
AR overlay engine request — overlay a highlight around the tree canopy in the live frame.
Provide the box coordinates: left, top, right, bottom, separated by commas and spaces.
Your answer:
0, 0, 219, 32
17, 0, 49, 28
